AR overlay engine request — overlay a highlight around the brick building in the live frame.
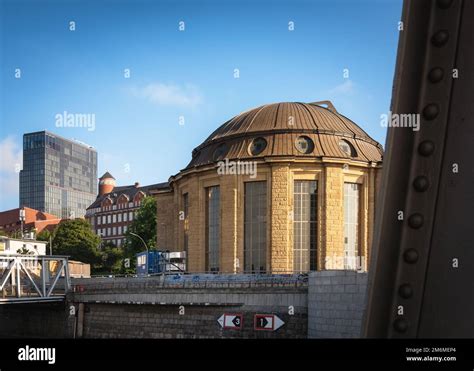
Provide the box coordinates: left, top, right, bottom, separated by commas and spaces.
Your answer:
0, 207, 61, 236
153, 101, 383, 274
85, 172, 166, 247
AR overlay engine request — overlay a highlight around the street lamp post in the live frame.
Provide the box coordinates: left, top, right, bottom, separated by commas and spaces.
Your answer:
129, 232, 148, 252
19, 208, 25, 239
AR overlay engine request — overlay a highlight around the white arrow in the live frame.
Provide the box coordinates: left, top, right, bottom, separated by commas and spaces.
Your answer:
274, 315, 284, 330
217, 314, 225, 328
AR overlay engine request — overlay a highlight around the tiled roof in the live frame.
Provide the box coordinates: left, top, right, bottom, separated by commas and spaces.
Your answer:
86, 182, 169, 210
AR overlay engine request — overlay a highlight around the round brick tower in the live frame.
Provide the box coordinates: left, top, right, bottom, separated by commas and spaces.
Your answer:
98, 172, 116, 196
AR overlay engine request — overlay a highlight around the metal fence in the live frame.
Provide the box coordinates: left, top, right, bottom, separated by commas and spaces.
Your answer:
73, 272, 309, 291
0, 255, 71, 304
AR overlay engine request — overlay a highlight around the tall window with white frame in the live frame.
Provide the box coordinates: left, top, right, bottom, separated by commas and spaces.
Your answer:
293, 180, 317, 272
343, 183, 360, 270
244, 181, 267, 273
205, 186, 220, 272
183, 193, 189, 270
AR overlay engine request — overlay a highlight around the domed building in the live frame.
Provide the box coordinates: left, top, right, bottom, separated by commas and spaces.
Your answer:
153, 101, 383, 273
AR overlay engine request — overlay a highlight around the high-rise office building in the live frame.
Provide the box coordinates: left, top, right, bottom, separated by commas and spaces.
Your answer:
19, 131, 98, 219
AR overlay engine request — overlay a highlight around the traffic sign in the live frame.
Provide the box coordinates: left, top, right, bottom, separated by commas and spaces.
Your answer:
254, 314, 285, 331
217, 313, 243, 330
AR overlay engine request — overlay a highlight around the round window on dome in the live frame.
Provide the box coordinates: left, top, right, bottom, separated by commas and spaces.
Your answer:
248, 137, 267, 156
339, 139, 357, 157
212, 143, 228, 161
295, 136, 314, 154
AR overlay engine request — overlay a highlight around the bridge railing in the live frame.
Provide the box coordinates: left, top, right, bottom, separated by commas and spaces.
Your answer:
72, 273, 308, 292
0, 255, 71, 303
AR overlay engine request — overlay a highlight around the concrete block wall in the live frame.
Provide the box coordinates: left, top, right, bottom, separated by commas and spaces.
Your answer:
81, 303, 306, 339
0, 302, 74, 338
70, 276, 308, 339
308, 270, 367, 338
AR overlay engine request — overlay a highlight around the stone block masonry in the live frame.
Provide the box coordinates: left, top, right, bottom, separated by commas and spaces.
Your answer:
82, 303, 306, 339
308, 270, 368, 338
0, 272, 370, 339
70, 276, 308, 339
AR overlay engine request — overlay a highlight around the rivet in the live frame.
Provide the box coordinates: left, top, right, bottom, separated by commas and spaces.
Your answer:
393, 318, 409, 333
437, 0, 453, 9
428, 67, 444, 83
423, 104, 439, 120
432, 30, 449, 47
413, 176, 429, 192
403, 248, 419, 264
399, 284, 414, 299
418, 141, 435, 156
408, 213, 424, 229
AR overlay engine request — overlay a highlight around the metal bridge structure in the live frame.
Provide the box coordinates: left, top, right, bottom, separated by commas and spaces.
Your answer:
364, 0, 474, 338
0, 255, 71, 304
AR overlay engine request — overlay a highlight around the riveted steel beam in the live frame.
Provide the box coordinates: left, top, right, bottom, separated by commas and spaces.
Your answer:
364, 0, 473, 338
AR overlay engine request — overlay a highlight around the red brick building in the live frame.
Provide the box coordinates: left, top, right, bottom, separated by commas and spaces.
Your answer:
85, 172, 167, 247
0, 207, 61, 236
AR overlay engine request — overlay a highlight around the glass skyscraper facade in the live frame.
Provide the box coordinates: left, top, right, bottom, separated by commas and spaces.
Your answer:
19, 131, 97, 219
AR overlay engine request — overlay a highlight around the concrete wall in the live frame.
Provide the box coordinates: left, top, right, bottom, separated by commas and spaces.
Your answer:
0, 302, 74, 338
70, 276, 308, 339
0, 271, 370, 339
308, 270, 368, 338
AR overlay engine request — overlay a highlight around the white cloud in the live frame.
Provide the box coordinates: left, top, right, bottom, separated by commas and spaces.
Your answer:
328, 79, 355, 96
0, 136, 22, 202
131, 83, 203, 108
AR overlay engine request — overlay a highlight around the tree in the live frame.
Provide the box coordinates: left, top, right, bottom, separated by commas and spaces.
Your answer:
37, 229, 53, 242
123, 196, 157, 263
16, 246, 35, 255
98, 242, 124, 275
37, 229, 53, 254
52, 219, 102, 270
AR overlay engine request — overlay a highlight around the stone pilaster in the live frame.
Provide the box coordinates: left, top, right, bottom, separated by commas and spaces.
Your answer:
270, 164, 291, 273
323, 165, 344, 269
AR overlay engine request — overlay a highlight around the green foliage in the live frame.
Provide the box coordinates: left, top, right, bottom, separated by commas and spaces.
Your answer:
52, 219, 102, 269
96, 242, 124, 275
36, 229, 53, 242
16, 246, 35, 255
123, 196, 157, 262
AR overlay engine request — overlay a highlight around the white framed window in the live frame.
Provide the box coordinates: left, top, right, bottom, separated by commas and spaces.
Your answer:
118, 213, 122, 222
293, 180, 318, 272
118, 226, 122, 235
344, 183, 360, 270
113, 214, 116, 223
205, 186, 220, 272
107, 227, 111, 236
97, 216, 101, 225
102, 215, 106, 224
129, 212, 133, 221
124, 212, 128, 222
107, 215, 111, 224
113, 227, 117, 235
244, 181, 267, 273
123, 225, 128, 233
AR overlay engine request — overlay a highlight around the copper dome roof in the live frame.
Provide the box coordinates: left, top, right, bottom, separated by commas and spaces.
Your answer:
186, 101, 383, 169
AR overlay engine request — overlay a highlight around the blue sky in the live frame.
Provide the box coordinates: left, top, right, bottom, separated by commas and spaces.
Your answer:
0, 0, 402, 211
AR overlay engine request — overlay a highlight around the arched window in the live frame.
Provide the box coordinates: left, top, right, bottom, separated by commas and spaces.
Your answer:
339, 139, 357, 157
